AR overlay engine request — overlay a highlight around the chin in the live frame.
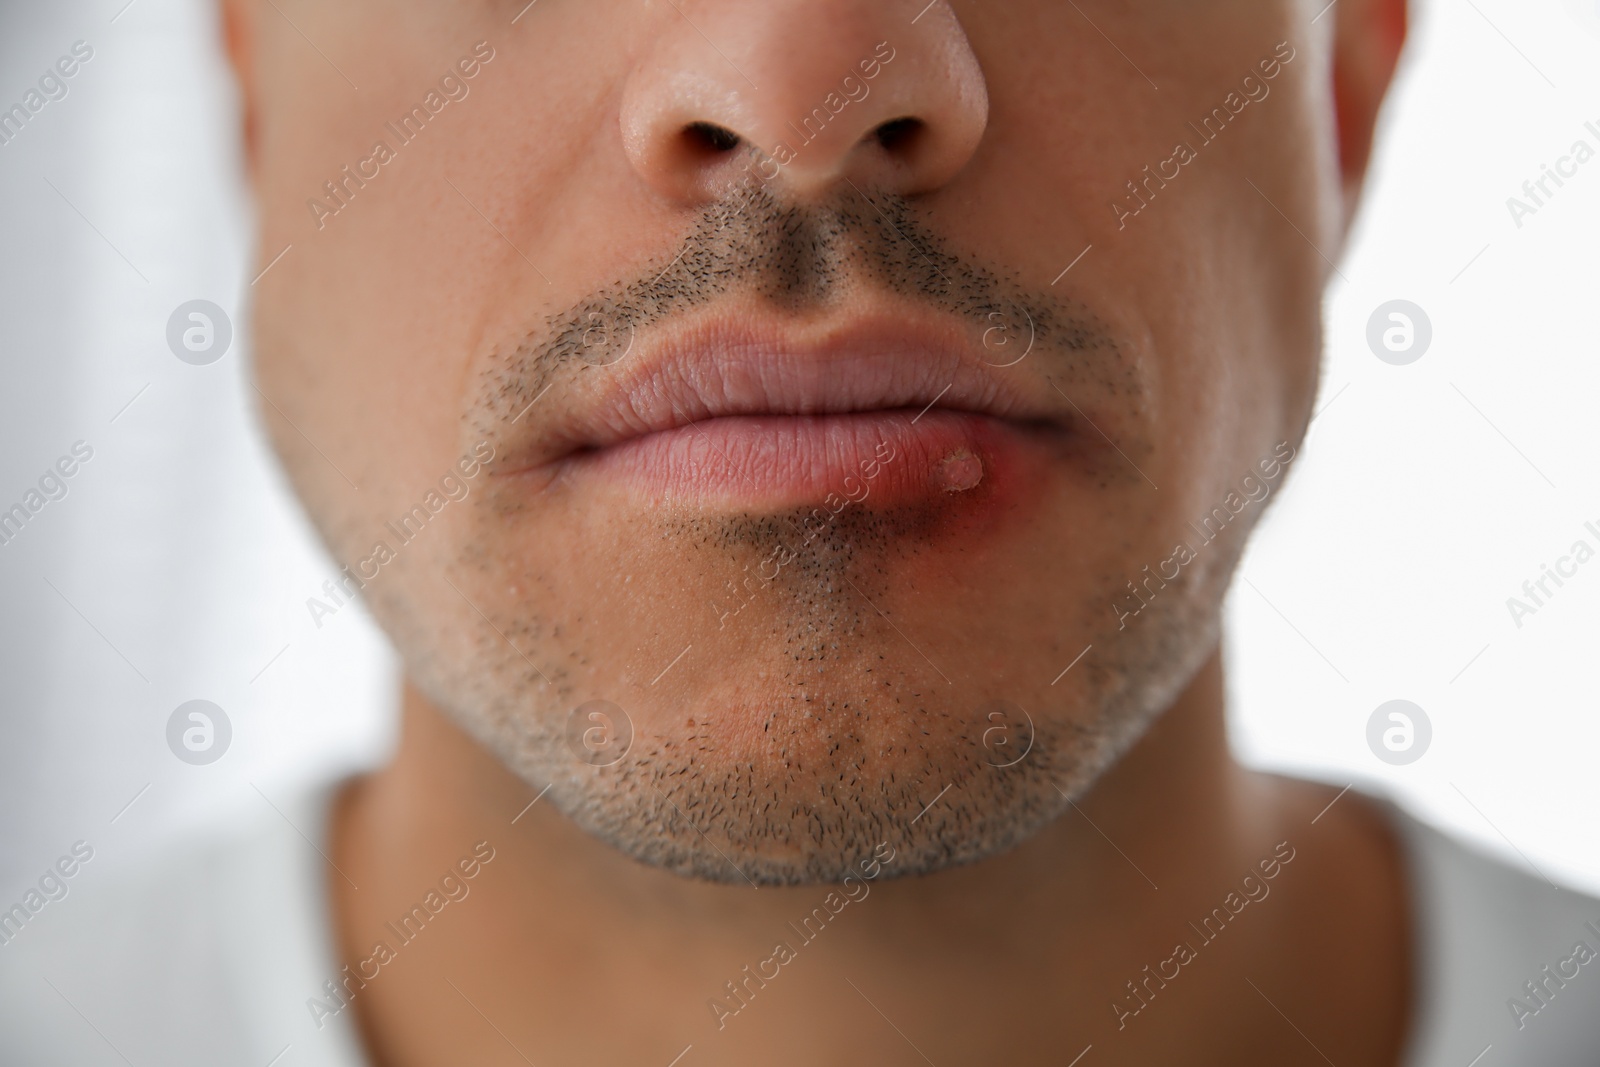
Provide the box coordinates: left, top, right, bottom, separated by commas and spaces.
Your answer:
382, 496, 1232, 886
453, 666, 1153, 886
547, 745, 1080, 886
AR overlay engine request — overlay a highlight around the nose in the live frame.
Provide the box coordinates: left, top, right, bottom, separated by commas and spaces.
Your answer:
619, 0, 989, 203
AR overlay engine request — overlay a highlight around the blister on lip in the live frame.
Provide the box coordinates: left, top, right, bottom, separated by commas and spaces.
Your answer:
936, 450, 984, 493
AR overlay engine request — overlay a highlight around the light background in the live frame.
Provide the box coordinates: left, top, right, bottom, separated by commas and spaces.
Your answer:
0, 0, 1594, 903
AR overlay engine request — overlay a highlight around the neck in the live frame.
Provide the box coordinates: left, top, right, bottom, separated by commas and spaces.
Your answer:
328, 649, 1408, 1065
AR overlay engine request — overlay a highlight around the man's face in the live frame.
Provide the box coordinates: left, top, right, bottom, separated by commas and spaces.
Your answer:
244, 0, 1334, 884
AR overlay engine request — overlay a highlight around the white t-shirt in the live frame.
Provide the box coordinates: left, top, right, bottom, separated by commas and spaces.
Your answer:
2, 784, 1597, 1064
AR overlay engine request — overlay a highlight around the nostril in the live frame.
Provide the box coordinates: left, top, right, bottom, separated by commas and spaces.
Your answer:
873, 116, 924, 153
681, 121, 742, 156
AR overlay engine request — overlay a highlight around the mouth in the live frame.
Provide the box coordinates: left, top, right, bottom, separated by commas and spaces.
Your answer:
496, 308, 1079, 511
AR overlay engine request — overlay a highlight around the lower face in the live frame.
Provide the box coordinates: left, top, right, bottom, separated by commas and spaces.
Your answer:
250, 0, 1329, 884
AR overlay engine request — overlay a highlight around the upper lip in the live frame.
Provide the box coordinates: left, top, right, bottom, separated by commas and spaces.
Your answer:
507, 307, 1068, 469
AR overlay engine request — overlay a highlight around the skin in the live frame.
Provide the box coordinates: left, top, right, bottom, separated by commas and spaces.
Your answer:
224, 0, 1411, 1062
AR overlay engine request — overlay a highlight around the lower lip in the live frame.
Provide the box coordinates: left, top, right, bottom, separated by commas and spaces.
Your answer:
559, 410, 1049, 512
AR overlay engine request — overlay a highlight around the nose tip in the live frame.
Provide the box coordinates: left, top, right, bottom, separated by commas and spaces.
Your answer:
619, 2, 988, 203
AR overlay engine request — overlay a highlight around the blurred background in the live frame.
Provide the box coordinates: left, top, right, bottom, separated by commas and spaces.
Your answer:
0, 0, 1595, 907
